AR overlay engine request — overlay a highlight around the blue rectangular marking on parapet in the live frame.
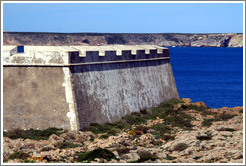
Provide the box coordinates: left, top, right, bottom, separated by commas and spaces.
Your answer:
17, 46, 24, 53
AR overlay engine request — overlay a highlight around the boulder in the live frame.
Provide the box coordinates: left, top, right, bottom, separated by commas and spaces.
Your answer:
192, 102, 206, 107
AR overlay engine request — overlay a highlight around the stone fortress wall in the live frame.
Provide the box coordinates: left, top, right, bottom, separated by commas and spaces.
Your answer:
3, 45, 179, 130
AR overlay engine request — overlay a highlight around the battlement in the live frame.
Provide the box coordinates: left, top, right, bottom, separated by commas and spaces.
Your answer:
3, 45, 169, 66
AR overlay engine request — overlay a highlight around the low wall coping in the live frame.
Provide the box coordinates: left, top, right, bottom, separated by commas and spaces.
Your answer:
3, 45, 169, 66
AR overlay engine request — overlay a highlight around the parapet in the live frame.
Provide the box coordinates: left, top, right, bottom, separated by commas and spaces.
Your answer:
3, 45, 169, 66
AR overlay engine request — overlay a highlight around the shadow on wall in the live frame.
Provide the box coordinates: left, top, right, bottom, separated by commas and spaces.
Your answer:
69, 50, 170, 73
69, 50, 169, 63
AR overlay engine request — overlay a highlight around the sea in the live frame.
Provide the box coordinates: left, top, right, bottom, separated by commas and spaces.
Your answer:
168, 47, 243, 109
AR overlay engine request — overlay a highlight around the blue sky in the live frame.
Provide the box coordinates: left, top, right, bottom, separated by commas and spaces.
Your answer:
3, 3, 243, 33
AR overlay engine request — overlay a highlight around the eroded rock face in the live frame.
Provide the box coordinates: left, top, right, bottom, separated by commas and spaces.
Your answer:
3, 32, 243, 47
3, 99, 243, 163
228, 34, 243, 47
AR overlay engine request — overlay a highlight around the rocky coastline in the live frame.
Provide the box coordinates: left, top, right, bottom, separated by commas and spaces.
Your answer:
3, 98, 243, 163
3, 32, 243, 47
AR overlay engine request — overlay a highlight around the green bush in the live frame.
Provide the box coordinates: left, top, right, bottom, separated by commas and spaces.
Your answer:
202, 114, 236, 127
121, 112, 146, 125
173, 143, 188, 151
196, 134, 212, 141
236, 155, 243, 159
202, 118, 214, 127
151, 123, 172, 134
217, 128, 236, 132
145, 99, 182, 120
111, 119, 129, 129
99, 133, 113, 139
137, 151, 158, 162
86, 98, 190, 136
215, 114, 236, 121
151, 124, 178, 141
162, 135, 175, 142
85, 122, 120, 138
40, 147, 56, 152
85, 123, 112, 134
162, 98, 183, 107
151, 107, 194, 130
3, 128, 65, 140
186, 104, 208, 112
193, 156, 202, 160
57, 142, 81, 149
116, 148, 131, 156
8, 152, 30, 160
151, 102, 194, 129
77, 148, 115, 162
162, 112, 194, 128
23, 159, 35, 163
85, 112, 146, 135
165, 154, 177, 160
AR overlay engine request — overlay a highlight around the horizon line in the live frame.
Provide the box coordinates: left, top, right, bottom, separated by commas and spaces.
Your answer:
3, 31, 243, 34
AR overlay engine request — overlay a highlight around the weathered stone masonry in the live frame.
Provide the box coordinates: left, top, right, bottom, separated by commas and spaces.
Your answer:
3, 45, 179, 130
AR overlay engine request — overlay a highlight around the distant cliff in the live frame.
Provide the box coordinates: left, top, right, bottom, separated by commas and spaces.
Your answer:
3, 32, 243, 47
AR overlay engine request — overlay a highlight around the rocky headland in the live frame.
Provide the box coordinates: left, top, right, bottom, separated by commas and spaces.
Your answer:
3, 99, 243, 163
3, 32, 243, 47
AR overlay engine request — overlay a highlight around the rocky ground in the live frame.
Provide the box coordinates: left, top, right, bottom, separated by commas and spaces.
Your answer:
3, 98, 243, 163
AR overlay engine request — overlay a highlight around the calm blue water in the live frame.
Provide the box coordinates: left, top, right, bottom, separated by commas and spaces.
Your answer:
168, 47, 243, 108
